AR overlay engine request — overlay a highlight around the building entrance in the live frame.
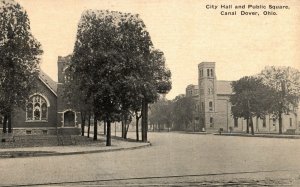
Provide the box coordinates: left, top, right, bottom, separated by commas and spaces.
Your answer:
64, 111, 75, 127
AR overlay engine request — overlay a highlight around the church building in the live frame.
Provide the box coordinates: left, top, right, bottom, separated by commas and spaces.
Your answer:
1, 55, 80, 135
187, 62, 300, 133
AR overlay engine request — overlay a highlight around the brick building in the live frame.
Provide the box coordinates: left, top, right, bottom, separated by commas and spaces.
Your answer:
1, 55, 80, 135
187, 62, 300, 133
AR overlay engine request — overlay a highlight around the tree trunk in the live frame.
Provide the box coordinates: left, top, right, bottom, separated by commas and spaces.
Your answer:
246, 118, 249, 134
106, 119, 111, 146
103, 120, 107, 135
87, 114, 91, 138
256, 116, 259, 132
250, 117, 254, 135
141, 101, 145, 141
124, 121, 130, 139
2, 115, 7, 134
136, 115, 139, 141
145, 101, 148, 141
81, 113, 86, 136
121, 119, 125, 138
141, 99, 148, 142
279, 112, 283, 134
8, 113, 12, 133
93, 115, 97, 140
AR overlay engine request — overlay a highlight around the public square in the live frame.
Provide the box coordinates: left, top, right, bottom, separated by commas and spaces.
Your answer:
1, 132, 300, 186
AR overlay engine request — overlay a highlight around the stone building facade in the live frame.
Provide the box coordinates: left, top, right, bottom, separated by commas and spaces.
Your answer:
187, 62, 300, 133
1, 55, 80, 135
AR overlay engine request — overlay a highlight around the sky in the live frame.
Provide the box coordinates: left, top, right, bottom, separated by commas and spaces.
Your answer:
16, 0, 300, 99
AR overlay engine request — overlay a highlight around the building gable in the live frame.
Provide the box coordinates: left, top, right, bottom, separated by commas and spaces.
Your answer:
39, 70, 57, 96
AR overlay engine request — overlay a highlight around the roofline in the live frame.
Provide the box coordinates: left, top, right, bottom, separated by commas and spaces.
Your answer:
217, 80, 233, 82
38, 76, 57, 97
217, 93, 233, 96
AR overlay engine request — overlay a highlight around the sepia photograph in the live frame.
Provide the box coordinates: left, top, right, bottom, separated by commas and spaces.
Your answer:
0, 0, 300, 186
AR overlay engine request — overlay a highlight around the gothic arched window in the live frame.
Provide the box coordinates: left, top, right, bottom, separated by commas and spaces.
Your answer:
26, 94, 48, 121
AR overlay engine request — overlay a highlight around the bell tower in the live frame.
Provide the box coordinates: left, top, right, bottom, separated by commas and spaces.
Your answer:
198, 62, 217, 131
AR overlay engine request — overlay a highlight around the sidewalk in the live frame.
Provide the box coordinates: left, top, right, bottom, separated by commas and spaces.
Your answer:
0, 135, 150, 158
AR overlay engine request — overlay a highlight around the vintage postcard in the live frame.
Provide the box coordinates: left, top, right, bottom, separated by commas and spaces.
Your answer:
0, 0, 299, 186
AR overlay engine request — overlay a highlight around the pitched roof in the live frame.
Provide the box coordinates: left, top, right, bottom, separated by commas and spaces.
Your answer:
217, 80, 233, 95
39, 70, 57, 96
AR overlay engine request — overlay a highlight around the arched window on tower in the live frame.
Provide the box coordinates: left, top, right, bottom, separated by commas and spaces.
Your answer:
211, 69, 213, 77
26, 94, 48, 121
207, 69, 210, 77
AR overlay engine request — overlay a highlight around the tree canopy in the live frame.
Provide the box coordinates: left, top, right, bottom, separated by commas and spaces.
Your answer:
259, 66, 300, 134
0, 0, 43, 132
230, 76, 274, 135
68, 10, 171, 145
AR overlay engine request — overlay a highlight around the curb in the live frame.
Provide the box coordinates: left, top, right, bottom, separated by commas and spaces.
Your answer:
170, 131, 210, 135
214, 133, 300, 139
0, 142, 151, 159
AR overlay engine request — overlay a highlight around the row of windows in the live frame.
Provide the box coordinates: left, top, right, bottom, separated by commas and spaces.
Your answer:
187, 89, 199, 97
200, 68, 214, 77
200, 101, 214, 111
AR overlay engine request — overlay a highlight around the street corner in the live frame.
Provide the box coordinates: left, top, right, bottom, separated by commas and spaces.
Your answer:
0, 138, 151, 159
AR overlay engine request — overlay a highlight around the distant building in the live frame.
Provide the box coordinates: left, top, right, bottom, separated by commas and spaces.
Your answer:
186, 62, 299, 133
185, 84, 200, 131
185, 84, 199, 98
0, 55, 80, 135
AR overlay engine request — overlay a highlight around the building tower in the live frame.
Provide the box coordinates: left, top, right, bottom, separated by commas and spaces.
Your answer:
57, 55, 80, 134
198, 62, 217, 131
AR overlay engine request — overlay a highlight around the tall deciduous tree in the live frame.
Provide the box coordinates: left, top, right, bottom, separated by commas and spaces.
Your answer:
149, 97, 173, 131
172, 94, 196, 131
140, 49, 172, 142
71, 10, 169, 145
259, 66, 300, 134
0, 0, 42, 133
230, 76, 274, 135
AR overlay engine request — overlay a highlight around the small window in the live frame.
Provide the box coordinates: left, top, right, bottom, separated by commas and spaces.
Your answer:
26, 130, 32, 135
209, 101, 213, 111
42, 130, 48, 135
210, 117, 213, 127
211, 69, 213, 77
234, 117, 238, 128
207, 69, 210, 77
290, 118, 293, 127
273, 118, 276, 126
